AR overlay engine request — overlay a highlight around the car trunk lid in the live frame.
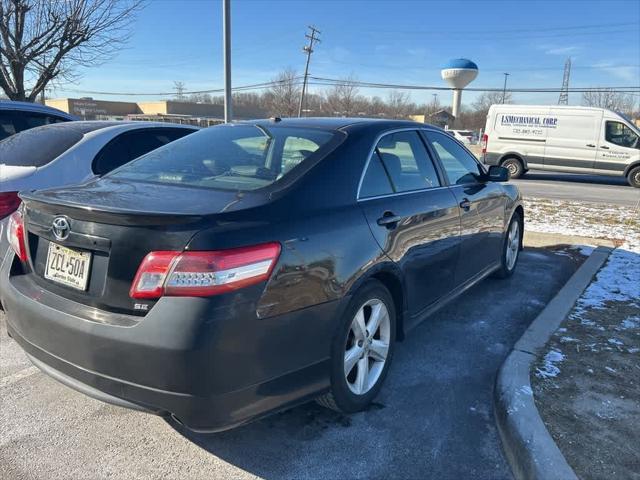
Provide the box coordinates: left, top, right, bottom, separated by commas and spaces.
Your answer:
18, 178, 268, 315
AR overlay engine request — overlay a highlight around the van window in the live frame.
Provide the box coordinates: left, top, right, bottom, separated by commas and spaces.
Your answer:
605, 121, 639, 149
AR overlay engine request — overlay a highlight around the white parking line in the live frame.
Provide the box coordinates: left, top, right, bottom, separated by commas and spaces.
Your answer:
0, 366, 39, 388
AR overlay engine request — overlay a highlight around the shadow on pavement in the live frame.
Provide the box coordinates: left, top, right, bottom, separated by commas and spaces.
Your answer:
168, 248, 581, 480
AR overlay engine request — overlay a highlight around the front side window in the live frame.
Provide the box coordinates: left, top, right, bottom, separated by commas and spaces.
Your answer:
605, 121, 639, 149
109, 125, 338, 191
424, 131, 483, 185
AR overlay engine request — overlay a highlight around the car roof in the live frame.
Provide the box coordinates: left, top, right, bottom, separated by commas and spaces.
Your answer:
14, 120, 198, 137
0, 100, 75, 119
250, 117, 433, 131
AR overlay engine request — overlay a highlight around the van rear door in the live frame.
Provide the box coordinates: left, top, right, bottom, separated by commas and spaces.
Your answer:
543, 109, 602, 172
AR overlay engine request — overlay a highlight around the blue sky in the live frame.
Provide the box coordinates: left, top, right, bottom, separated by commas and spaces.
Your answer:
54, 0, 640, 108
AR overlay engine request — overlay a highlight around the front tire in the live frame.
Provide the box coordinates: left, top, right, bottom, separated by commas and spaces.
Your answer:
501, 157, 525, 179
494, 212, 523, 279
627, 166, 640, 188
317, 280, 396, 413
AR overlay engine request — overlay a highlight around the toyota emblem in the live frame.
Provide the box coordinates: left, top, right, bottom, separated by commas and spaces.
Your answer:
52, 216, 70, 241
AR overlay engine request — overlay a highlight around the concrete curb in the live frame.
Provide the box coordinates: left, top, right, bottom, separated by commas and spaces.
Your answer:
494, 246, 613, 480
523, 231, 617, 248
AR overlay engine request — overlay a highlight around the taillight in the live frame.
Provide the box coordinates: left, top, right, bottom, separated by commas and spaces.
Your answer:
0, 192, 21, 220
130, 242, 281, 299
7, 210, 27, 262
481, 134, 488, 155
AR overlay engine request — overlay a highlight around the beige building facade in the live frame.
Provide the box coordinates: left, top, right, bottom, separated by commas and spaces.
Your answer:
46, 98, 267, 123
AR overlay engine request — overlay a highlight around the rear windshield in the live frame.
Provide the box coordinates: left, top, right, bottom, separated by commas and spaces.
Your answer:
109, 124, 338, 191
0, 123, 108, 167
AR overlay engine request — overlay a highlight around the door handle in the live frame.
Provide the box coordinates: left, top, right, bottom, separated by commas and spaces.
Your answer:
601, 145, 610, 150
586, 144, 596, 147
377, 212, 402, 228
459, 199, 471, 211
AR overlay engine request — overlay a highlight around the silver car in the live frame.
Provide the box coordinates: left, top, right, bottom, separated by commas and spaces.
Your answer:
1, 121, 198, 264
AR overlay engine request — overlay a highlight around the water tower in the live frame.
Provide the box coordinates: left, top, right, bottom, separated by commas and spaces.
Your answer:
441, 58, 478, 126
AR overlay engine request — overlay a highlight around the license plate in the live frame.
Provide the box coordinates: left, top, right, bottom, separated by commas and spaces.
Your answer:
45, 242, 92, 291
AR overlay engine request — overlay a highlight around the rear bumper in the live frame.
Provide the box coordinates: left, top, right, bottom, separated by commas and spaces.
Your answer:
1, 256, 345, 431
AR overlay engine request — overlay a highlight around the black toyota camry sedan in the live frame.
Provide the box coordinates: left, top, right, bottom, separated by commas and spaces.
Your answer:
1, 118, 523, 431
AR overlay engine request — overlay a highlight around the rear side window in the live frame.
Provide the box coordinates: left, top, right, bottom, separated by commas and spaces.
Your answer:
0, 111, 18, 141
0, 111, 69, 141
0, 125, 83, 167
109, 125, 338, 191
93, 128, 195, 175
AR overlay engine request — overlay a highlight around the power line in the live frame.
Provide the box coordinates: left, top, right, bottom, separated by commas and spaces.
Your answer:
308, 76, 640, 93
55, 76, 640, 98
345, 21, 639, 35
297, 25, 321, 117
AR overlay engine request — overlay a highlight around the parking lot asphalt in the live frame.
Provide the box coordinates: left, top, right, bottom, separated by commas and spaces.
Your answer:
511, 170, 639, 207
0, 248, 579, 480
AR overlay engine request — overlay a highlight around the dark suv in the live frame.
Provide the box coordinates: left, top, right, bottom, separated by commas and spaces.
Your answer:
0, 100, 74, 141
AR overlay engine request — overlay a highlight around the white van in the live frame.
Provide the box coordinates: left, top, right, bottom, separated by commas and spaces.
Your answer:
482, 105, 640, 187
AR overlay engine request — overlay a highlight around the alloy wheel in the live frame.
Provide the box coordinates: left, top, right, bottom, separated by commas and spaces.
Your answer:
505, 219, 520, 270
343, 298, 391, 395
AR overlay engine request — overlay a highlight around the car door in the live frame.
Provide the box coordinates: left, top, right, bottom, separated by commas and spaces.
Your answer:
358, 129, 461, 318
543, 111, 601, 172
92, 127, 195, 176
595, 120, 640, 174
422, 130, 506, 286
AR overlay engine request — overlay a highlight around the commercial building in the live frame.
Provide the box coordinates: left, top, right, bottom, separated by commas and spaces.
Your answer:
45, 98, 268, 126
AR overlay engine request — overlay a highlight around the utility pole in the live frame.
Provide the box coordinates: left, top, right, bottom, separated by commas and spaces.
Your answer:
501, 72, 510, 104
297, 25, 321, 117
223, 0, 233, 122
558, 58, 571, 105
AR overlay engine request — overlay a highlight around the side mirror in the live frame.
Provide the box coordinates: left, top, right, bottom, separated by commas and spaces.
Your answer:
487, 165, 509, 182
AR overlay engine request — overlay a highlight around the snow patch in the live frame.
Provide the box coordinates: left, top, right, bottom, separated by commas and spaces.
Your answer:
560, 336, 579, 343
536, 349, 565, 379
618, 317, 640, 331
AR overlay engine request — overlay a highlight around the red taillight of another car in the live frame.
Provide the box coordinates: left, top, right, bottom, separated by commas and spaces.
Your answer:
481, 134, 488, 156
130, 242, 281, 299
8, 210, 28, 262
0, 192, 21, 220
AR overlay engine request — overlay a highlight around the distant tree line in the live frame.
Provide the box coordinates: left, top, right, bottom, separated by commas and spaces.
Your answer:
173, 70, 533, 130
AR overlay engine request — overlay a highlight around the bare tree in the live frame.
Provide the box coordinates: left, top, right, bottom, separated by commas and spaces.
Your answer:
264, 68, 300, 117
323, 76, 360, 116
582, 89, 635, 115
0, 0, 144, 102
423, 94, 441, 117
385, 90, 413, 119
471, 91, 513, 117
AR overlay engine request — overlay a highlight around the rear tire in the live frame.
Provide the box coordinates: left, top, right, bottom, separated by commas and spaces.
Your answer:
493, 212, 523, 279
501, 157, 525, 179
627, 166, 640, 188
317, 280, 396, 413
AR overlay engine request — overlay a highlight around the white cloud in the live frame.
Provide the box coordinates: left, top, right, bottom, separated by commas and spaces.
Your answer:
591, 62, 640, 83
544, 45, 581, 56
